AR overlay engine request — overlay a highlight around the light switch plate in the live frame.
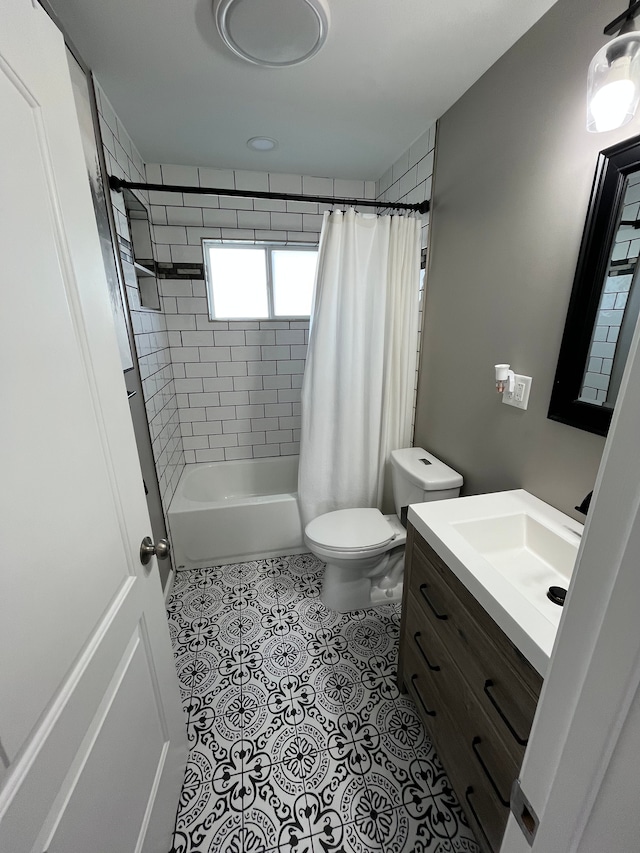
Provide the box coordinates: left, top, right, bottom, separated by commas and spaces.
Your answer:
503, 374, 532, 410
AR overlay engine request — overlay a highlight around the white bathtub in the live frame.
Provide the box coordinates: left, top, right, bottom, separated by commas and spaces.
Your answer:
168, 456, 305, 569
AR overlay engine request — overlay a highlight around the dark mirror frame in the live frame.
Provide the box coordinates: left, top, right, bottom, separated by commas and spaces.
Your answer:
548, 134, 640, 436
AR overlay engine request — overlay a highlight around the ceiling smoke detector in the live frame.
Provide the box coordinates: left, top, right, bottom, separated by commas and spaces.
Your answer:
214, 0, 330, 68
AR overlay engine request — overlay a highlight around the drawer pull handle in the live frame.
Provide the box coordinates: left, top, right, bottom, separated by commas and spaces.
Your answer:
414, 632, 440, 671
419, 584, 448, 620
484, 679, 528, 746
410, 674, 436, 716
465, 787, 496, 853
471, 736, 510, 807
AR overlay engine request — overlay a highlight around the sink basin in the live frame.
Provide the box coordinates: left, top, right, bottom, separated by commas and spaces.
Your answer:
408, 490, 583, 675
453, 512, 577, 601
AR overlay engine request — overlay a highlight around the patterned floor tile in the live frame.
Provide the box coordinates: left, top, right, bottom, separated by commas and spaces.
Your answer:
167, 552, 480, 853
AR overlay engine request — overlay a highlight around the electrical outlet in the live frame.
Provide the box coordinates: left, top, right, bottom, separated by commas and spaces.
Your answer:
503, 374, 532, 410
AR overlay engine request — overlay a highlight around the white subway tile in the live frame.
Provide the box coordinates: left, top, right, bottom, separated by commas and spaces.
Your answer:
262, 345, 290, 360
302, 175, 333, 195
166, 206, 203, 226
206, 405, 237, 420
233, 376, 263, 391
279, 416, 301, 430
174, 378, 204, 394
182, 331, 214, 346
251, 417, 279, 431
170, 346, 200, 362
222, 418, 252, 433
199, 167, 235, 189
219, 195, 253, 211
392, 151, 410, 183
220, 390, 250, 406
177, 296, 208, 314
266, 429, 293, 443
160, 279, 192, 297
161, 164, 199, 187
224, 446, 254, 460
248, 361, 277, 375
235, 170, 270, 191
290, 345, 307, 359
203, 209, 238, 228
238, 211, 272, 229
214, 330, 246, 346
189, 392, 220, 407
280, 442, 300, 456
192, 421, 223, 435
245, 330, 276, 345
276, 330, 305, 344
238, 432, 266, 446
171, 245, 203, 264
185, 362, 218, 377
184, 450, 196, 463
155, 225, 188, 244
265, 403, 292, 417
195, 448, 226, 462
221, 229, 255, 241
203, 377, 234, 392
276, 360, 305, 374
236, 404, 266, 419
334, 179, 365, 199
217, 362, 248, 376
199, 346, 232, 362
231, 345, 262, 361
254, 199, 286, 212
179, 407, 206, 422
264, 375, 292, 390
183, 192, 219, 209
269, 173, 302, 193
250, 390, 278, 404
209, 434, 239, 448
183, 436, 210, 450
271, 212, 303, 231
253, 445, 280, 458
277, 388, 301, 403
150, 205, 167, 225
197, 316, 228, 331
302, 214, 323, 232
149, 189, 178, 205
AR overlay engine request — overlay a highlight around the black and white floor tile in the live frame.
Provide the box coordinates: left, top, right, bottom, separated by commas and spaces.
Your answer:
167, 553, 480, 853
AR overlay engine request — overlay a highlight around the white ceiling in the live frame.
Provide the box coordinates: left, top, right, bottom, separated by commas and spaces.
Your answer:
49, 0, 559, 180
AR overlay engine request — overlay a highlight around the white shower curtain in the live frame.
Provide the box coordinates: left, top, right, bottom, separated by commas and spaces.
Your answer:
298, 208, 422, 526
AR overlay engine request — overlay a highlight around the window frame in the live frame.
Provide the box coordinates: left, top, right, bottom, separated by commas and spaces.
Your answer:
203, 239, 318, 321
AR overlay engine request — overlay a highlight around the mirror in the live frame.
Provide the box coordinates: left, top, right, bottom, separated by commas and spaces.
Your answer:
549, 134, 640, 436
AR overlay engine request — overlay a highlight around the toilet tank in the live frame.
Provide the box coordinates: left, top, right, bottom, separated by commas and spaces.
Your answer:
390, 447, 463, 524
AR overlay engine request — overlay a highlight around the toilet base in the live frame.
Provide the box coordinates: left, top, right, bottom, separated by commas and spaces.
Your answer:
320, 550, 405, 612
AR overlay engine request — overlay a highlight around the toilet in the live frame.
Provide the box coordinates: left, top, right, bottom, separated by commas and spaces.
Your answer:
304, 447, 463, 612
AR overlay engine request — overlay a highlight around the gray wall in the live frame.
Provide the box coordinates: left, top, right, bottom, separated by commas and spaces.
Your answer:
415, 0, 640, 518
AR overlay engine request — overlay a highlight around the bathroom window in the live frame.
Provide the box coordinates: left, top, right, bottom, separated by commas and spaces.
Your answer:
203, 241, 318, 320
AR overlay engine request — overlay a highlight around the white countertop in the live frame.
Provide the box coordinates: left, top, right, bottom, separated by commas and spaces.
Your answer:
408, 490, 584, 676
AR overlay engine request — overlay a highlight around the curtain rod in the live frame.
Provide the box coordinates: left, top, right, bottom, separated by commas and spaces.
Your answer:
108, 176, 430, 215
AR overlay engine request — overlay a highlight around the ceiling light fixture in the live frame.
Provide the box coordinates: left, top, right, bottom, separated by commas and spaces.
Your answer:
588, 0, 640, 132
247, 136, 278, 151
214, 0, 330, 68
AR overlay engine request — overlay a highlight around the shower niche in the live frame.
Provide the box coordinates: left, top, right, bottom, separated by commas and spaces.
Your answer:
123, 188, 160, 311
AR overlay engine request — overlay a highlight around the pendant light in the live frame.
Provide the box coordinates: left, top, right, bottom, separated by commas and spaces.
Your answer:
588, 0, 640, 132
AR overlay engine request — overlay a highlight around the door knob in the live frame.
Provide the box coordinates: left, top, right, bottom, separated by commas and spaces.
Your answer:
140, 536, 171, 566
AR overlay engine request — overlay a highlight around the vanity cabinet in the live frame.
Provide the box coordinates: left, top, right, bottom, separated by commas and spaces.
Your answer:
398, 524, 543, 853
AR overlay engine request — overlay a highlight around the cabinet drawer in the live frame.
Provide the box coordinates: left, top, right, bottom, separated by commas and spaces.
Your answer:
403, 638, 509, 853
405, 594, 519, 807
410, 530, 541, 753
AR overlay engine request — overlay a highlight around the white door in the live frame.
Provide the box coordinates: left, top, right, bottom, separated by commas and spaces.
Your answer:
500, 272, 640, 845
0, 2, 187, 851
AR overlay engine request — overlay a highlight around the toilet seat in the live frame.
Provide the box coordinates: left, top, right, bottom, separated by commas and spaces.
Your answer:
305, 508, 397, 553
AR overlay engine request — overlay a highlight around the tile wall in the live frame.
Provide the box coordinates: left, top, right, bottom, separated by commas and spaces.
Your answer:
580, 172, 640, 404
375, 123, 437, 435
144, 164, 376, 462
95, 83, 185, 507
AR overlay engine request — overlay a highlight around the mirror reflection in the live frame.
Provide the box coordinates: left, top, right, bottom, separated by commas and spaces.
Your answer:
579, 172, 640, 411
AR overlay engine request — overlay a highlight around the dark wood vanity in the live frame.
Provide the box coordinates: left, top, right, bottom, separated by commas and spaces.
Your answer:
398, 524, 543, 853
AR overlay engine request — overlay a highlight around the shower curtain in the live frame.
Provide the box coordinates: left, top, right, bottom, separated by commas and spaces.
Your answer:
298, 208, 422, 525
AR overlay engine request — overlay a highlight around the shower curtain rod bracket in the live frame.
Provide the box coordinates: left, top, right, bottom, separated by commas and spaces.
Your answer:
108, 175, 430, 215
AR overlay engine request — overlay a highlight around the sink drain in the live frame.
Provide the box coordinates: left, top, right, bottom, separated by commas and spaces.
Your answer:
547, 586, 567, 606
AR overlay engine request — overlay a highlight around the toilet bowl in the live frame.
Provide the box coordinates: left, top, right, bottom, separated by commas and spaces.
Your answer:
304, 447, 463, 612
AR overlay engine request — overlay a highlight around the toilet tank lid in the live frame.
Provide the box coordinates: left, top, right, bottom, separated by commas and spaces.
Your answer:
390, 447, 463, 491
